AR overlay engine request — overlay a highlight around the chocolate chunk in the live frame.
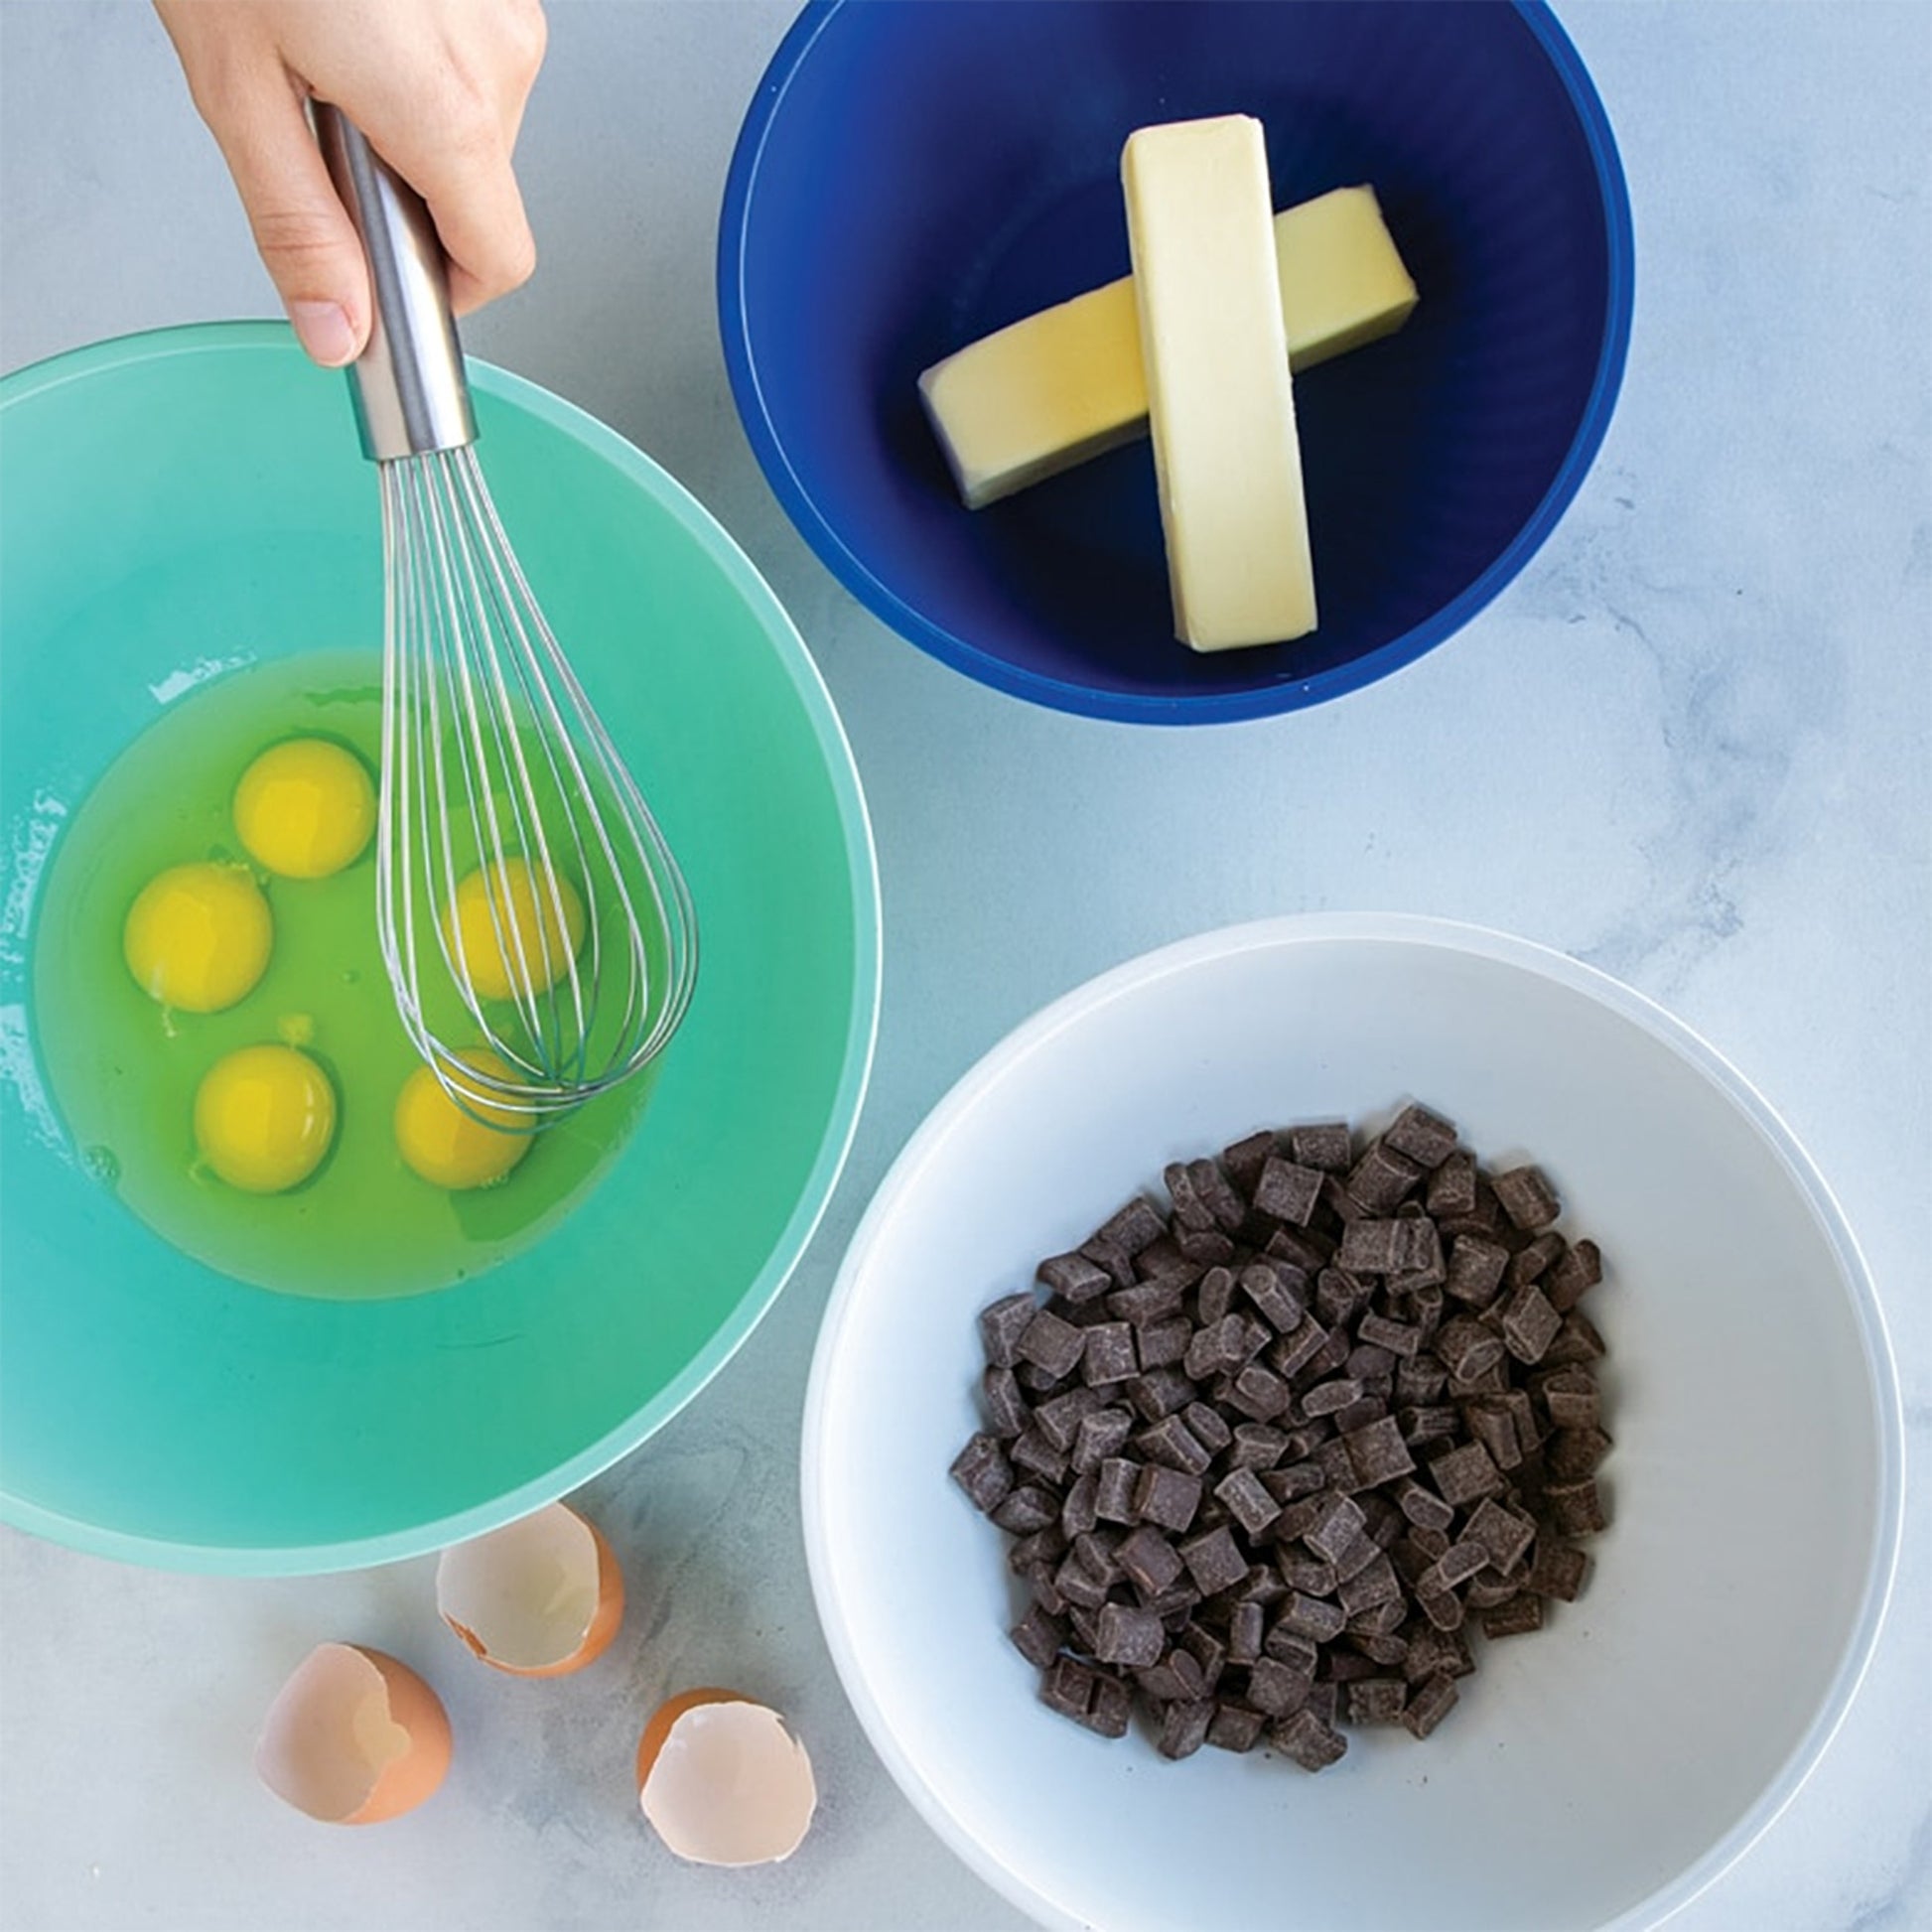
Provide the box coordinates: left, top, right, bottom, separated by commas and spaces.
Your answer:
1011, 1426, 1071, 1486
1356, 1311, 1424, 1359
1207, 1702, 1268, 1753
1058, 1475, 1098, 1540
1229, 1363, 1295, 1423
1347, 1676, 1409, 1724
1137, 1413, 1213, 1476
1178, 1525, 1248, 1598
1175, 1224, 1237, 1266
1078, 1234, 1137, 1291
1037, 1252, 1112, 1305
1491, 1166, 1561, 1231
1394, 1478, 1456, 1533
1545, 1238, 1603, 1312
1239, 1260, 1307, 1333
1133, 1236, 1197, 1286
1392, 1214, 1444, 1279
1220, 1131, 1278, 1194
1463, 1399, 1521, 1472
1314, 1267, 1370, 1327
1186, 1159, 1248, 1235
1480, 1592, 1545, 1639
1537, 1367, 1601, 1430
1429, 1442, 1505, 1508
1127, 1366, 1195, 1423
1444, 1234, 1511, 1310
1402, 1671, 1459, 1739
1501, 1281, 1563, 1364
1072, 1319, 1135, 1387
1281, 1591, 1346, 1643
1426, 1150, 1478, 1219
1270, 1316, 1332, 1378
1304, 1494, 1369, 1565
1543, 1309, 1608, 1368
1289, 1122, 1353, 1173
1345, 1142, 1425, 1214
1132, 1316, 1190, 1371
1343, 1415, 1417, 1486
1040, 1655, 1096, 1722
1244, 1654, 1314, 1719
1507, 1231, 1566, 1287
1116, 1524, 1183, 1596
1051, 1550, 1110, 1611
1336, 1219, 1404, 1274
1273, 1707, 1348, 1772
1034, 1385, 1101, 1451
979, 1293, 1038, 1367
1107, 1278, 1186, 1327
1204, 1465, 1279, 1540
1135, 1463, 1205, 1535
1545, 1475, 1609, 1536
1227, 1423, 1290, 1471
1164, 1161, 1217, 1234
1017, 1309, 1085, 1380
1383, 1103, 1458, 1171
1070, 1406, 1133, 1475
1300, 1377, 1363, 1419
1073, 1528, 1125, 1587
1435, 1313, 1506, 1382
951, 1433, 1015, 1512
1157, 1698, 1216, 1761
1417, 1582, 1466, 1631
1186, 1268, 1232, 1329
1254, 1157, 1323, 1227
1337, 1552, 1402, 1615
1095, 1196, 1169, 1257
1464, 1497, 1538, 1574
1266, 1225, 1333, 1274
981, 1365, 1030, 1439
1092, 1456, 1139, 1526
1094, 1601, 1166, 1668
1547, 1425, 1613, 1480
1010, 1602, 1064, 1670
1225, 1599, 1266, 1665
991, 1485, 1058, 1536
1529, 1539, 1592, 1602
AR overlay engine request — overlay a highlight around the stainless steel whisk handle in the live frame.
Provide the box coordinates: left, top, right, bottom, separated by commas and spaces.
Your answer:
312, 101, 477, 462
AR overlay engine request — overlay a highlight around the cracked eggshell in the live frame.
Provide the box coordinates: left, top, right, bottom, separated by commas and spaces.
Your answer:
635, 1689, 818, 1866
435, 1499, 624, 1677
256, 1643, 451, 1825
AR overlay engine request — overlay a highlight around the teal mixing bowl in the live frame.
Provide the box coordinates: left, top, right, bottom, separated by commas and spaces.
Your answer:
0, 324, 879, 1574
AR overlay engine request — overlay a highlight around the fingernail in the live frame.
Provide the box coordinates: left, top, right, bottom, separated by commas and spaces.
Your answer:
288, 300, 357, 367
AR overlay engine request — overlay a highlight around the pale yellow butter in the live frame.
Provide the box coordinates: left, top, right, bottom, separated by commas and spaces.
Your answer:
918, 185, 1415, 511
1123, 114, 1315, 651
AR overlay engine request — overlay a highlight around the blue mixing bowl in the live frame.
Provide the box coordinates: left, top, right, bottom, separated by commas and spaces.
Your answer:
720, 0, 1633, 723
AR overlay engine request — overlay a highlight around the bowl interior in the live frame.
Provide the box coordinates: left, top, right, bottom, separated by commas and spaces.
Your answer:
0, 325, 877, 1571
806, 919, 1895, 1931
725, 0, 1629, 719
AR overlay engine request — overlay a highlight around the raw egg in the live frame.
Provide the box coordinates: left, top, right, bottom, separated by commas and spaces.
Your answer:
635, 1690, 818, 1866
123, 861, 272, 1012
443, 856, 585, 1002
233, 737, 376, 880
256, 1643, 451, 1825
195, 1043, 337, 1192
394, 1047, 531, 1189
436, 1500, 624, 1677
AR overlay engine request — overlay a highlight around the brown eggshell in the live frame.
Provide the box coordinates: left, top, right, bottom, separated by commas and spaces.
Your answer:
436, 1502, 624, 1678
635, 1689, 818, 1866
256, 1642, 451, 1826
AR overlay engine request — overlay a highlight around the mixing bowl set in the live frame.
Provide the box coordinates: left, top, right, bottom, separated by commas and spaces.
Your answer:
0, 3, 1902, 1927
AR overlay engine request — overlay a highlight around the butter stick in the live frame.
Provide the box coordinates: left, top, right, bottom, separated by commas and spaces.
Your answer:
918, 185, 1416, 511
1122, 114, 1315, 651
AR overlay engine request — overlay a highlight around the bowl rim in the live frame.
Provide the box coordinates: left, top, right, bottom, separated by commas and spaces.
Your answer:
718, 1, 1637, 726
800, 911, 1904, 1930
0, 319, 884, 1576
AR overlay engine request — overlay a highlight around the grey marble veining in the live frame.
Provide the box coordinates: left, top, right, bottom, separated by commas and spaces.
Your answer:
2, 3, 1927, 1928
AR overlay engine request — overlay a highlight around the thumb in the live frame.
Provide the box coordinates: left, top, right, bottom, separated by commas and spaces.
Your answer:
202, 70, 373, 367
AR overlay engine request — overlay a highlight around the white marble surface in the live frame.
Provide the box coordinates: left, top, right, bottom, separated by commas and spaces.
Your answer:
1, 2, 1926, 1928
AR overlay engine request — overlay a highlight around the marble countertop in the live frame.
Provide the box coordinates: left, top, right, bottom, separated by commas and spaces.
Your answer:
2, 3, 1925, 1928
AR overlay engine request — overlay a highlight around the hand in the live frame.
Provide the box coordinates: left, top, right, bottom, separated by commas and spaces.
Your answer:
155, 0, 547, 366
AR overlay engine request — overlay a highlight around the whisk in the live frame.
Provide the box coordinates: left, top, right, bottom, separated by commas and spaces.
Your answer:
315, 105, 694, 1124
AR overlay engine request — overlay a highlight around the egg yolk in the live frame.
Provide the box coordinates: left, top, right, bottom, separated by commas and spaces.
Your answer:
442, 857, 586, 1003
123, 862, 273, 1013
233, 738, 376, 880
195, 1043, 337, 1192
394, 1049, 533, 1190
